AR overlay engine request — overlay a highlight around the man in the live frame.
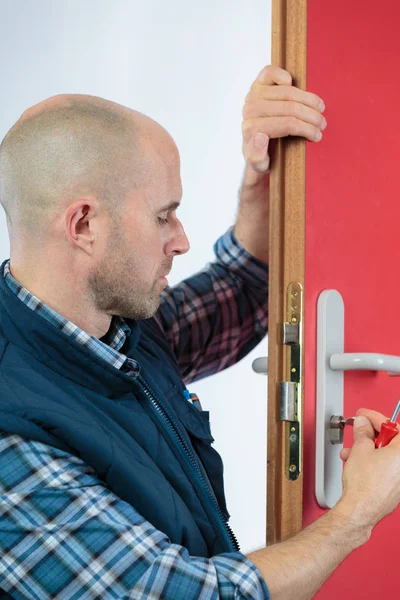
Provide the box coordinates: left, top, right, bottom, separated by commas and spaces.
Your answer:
0, 65, 398, 600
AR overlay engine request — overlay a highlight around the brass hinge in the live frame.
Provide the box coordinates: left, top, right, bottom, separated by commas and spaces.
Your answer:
280, 282, 303, 481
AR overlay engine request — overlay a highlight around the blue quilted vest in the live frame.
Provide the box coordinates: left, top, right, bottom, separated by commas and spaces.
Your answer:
0, 262, 239, 564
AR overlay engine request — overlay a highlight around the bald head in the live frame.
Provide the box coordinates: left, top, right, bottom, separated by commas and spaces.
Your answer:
0, 94, 165, 243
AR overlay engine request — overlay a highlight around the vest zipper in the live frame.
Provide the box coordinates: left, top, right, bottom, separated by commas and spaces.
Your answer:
137, 374, 240, 553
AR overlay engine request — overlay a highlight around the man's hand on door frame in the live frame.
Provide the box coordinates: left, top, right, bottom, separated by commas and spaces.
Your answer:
241, 64, 327, 174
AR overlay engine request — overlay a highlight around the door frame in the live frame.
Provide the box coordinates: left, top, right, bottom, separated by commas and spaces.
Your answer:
267, 0, 307, 544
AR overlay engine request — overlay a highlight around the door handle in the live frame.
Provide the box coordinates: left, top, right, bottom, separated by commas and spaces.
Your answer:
330, 353, 400, 376
252, 357, 268, 375
315, 289, 398, 509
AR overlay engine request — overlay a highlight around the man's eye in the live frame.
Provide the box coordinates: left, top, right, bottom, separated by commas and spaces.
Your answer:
158, 216, 169, 226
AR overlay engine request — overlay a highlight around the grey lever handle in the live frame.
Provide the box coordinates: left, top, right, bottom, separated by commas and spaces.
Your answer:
252, 357, 268, 375
330, 353, 400, 376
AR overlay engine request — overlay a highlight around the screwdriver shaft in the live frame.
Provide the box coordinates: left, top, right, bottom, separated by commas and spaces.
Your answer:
390, 399, 400, 423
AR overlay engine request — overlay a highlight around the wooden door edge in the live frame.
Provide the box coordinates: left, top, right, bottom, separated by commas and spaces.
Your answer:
267, 0, 307, 545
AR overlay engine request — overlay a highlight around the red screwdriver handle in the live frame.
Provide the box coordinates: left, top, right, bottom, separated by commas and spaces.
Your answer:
375, 421, 399, 449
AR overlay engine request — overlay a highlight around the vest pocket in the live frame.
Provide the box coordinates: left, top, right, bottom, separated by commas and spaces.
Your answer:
165, 387, 230, 520
186, 431, 230, 520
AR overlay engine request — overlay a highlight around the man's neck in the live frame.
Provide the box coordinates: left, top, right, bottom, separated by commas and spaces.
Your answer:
8, 261, 111, 339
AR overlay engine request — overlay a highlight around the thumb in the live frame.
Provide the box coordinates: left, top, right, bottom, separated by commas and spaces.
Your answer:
353, 415, 375, 446
244, 133, 270, 173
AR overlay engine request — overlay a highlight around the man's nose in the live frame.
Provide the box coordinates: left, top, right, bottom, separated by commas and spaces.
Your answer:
167, 223, 190, 256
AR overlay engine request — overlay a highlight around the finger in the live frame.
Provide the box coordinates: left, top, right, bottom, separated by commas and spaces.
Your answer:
355, 409, 400, 449
340, 447, 351, 461
356, 408, 394, 432
242, 116, 323, 144
243, 99, 327, 131
251, 84, 325, 113
243, 133, 271, 173
256, 65, 293, 86
352, 416, 376, 451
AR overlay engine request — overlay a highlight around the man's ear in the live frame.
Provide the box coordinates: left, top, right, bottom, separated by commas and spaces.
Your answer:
64, 198, 99, 254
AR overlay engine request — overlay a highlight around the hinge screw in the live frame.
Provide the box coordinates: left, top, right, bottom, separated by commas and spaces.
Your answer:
289, 464, 297, 473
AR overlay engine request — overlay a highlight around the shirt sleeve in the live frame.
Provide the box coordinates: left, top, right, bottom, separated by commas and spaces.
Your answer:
155, 227, 269, 384
0, 431, 270, 600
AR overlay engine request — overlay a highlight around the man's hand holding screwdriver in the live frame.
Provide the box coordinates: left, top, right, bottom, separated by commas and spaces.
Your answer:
248, 407, 400, 600
338, 406, 400, 534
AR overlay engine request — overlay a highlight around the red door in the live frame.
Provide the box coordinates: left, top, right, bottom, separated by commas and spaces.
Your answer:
304, 1, 400, 596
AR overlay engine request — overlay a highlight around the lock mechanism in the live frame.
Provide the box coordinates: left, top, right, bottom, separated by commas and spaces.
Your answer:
280, 282, 303, 480
329, 415, 355, 445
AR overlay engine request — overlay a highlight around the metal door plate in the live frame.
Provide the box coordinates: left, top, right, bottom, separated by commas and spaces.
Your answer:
316, 290, 344, 508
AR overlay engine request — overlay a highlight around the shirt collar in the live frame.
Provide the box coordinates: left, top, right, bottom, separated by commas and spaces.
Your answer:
2, 259, 133, 371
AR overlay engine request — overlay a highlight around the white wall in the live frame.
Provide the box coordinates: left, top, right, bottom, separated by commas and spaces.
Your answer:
0, 0, 271, 554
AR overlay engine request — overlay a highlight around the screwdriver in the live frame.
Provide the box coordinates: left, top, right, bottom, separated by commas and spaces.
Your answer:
375, 399, 400, 449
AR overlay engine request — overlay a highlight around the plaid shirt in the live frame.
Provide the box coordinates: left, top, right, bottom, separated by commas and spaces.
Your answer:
0, 227, 270, 599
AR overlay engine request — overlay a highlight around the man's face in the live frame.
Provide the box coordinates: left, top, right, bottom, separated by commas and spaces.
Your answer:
87, 135, 190, 321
